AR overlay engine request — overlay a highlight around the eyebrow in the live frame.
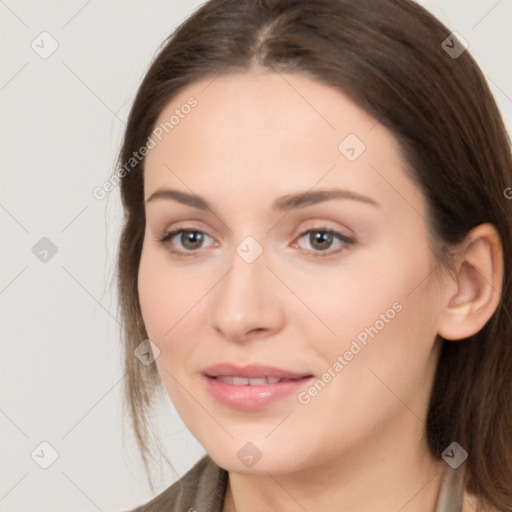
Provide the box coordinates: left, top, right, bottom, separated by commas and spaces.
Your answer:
145, 187, 380, 212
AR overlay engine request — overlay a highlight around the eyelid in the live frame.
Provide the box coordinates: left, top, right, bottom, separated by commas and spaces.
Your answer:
291, 218, 355, 239
156, 219, 216, 242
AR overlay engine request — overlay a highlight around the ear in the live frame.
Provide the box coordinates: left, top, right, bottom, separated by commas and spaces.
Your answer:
437, 223, 504, 341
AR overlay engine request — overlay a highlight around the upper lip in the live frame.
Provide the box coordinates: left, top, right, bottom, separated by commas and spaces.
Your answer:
202, 363, 312, 379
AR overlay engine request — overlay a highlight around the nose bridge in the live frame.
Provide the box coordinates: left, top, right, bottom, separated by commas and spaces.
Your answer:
208, 239, 281, 340
215, 244, 266, 319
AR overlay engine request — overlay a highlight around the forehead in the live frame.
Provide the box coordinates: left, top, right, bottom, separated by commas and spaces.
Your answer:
143, 70, 423, 217
148, 70, 378, 161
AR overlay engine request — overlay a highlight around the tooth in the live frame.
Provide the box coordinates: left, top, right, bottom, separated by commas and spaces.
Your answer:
217, 376, 234, 384
232, 377, 250, 385
216, 376, 288, 385
248, 378, 267, 386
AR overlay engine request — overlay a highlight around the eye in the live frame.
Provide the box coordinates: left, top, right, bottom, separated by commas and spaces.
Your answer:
292, 228, 354, 258
156, 229, 216, 257
155, 226, 354, 259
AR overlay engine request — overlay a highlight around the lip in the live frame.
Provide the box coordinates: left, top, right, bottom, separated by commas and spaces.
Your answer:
202, 363, 314, 411
203, 363, 311, 380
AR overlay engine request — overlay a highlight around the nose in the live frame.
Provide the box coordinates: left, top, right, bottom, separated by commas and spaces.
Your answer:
208, 247, 285, 343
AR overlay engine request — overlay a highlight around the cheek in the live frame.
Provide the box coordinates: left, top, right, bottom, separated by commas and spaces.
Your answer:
137, 245, 207, 374
291, 239, 435, 352
137, 246, 186, 361
138, 248, 167, 339
137, 248, 194, 408
304, 237, 439, 376
302, 246, 441, 426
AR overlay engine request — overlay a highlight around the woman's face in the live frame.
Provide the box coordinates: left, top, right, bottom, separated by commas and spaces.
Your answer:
138, 70, 447, 475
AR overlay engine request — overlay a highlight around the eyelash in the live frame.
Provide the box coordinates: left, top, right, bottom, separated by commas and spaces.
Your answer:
155, 227, 355, 259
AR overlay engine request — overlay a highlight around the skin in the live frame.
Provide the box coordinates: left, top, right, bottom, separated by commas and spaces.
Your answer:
137, 69, 503, 512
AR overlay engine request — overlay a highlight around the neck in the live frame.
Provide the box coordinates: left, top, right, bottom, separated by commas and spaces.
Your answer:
222, 419, 448, 512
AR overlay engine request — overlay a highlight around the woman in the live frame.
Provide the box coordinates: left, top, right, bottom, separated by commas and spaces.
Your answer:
115, 0, 512, 510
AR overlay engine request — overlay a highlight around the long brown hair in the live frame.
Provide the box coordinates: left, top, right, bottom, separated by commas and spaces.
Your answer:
115, 0, 512, 509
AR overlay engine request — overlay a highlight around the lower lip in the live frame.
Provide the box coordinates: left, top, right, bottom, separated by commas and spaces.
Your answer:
203, 375, 313, 411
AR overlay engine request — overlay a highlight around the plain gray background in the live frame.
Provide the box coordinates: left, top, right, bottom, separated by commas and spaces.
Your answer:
1, 0, 511, 510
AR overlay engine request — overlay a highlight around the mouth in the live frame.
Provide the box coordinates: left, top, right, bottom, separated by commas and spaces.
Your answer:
202, 363, 314, 411
213, 375, 305, 385
203, 363, 312, 380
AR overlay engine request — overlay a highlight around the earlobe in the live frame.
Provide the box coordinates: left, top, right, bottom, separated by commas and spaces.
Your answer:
437, 223, 504, 341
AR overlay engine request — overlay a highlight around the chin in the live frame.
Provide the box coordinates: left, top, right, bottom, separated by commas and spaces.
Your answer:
203, 438, 310, 476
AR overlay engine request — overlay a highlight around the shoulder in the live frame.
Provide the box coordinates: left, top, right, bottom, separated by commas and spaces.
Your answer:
126, 455, 228, 512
